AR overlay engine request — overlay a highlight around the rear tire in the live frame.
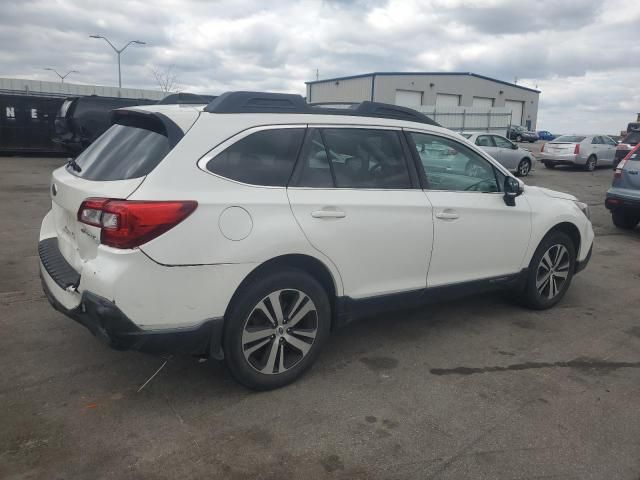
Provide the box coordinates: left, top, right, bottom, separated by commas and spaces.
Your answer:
516, 135, 523, 142
223, 268, 331, 390
518, 231, 576, 310
584, 155, 597, 171
516, 158, 531, 177
612, 209, 640, 230
543, 162, 555, 169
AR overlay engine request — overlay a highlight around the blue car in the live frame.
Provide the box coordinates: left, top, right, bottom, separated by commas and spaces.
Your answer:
537, 130, 556, 141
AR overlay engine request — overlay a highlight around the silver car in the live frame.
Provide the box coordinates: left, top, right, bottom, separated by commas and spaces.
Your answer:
539, 134, 617, 171
461, 132, 535, 176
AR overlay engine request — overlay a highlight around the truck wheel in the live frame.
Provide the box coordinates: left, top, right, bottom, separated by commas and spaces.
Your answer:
223, 268, 331, 390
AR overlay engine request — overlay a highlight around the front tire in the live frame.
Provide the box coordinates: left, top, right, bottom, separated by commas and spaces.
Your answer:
516, 135, 523, 142
223, 268, 331, 390
519, 231, 576, 310
612, 209, 640, 230
516, 158, 531, 177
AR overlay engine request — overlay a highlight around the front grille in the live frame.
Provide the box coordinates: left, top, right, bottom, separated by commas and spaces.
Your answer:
38, 238, 80, 290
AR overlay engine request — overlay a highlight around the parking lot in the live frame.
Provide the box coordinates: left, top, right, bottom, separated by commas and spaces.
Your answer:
1, 150, 639, 479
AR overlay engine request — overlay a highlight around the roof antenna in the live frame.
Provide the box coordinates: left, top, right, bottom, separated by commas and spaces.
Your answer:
514, 76, 518, 85
316, 68, 319, 81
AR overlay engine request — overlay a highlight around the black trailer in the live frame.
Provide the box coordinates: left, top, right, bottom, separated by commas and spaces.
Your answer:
0, 94, 67, 155
54, 95, 157, 155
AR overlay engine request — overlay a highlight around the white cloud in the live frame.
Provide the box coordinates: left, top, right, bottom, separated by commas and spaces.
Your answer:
1, 0, 638, 132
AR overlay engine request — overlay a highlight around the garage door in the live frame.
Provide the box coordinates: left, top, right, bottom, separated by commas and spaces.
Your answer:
472, 97, 494, 109
395, 90, 423, 108
505, 100, 524, 126
436, 94, 460, 107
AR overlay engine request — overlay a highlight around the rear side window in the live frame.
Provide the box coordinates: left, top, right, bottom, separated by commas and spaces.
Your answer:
69, 117, 171, 181
554, 135, 586, 143
206, 128, 304, 186
294, 128, 412, 189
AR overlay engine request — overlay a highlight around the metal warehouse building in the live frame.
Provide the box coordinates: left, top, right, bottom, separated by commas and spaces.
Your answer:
306, 72, 540, 134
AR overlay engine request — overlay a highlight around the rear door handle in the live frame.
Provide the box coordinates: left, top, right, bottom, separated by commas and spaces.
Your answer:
435, 211, 459, 220
311, 209, 346, 219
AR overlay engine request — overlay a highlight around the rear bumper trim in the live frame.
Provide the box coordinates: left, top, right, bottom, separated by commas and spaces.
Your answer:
41, 276, 223, 357
38, 238, 80, 290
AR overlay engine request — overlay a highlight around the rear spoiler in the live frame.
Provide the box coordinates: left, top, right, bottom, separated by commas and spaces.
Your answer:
110, 109, 185, 148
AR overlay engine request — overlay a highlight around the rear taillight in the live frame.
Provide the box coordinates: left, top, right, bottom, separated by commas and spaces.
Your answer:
78, 198, 197, 249
540, 143, 545, 153
574, 144, 580, 155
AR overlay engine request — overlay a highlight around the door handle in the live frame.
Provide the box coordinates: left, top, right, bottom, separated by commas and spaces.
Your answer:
435, 211, 459, 220
311, 209, 346, 219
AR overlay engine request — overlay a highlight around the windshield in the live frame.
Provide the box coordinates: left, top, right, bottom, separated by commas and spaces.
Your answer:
554, 135, 586, 143
68, 119, 171, 181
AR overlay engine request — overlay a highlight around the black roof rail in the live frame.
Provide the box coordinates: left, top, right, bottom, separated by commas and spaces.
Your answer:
203, 91, 439, 126
157, 92, 217, 105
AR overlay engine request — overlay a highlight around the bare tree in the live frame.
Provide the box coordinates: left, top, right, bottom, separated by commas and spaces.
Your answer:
151, 65, 181, 93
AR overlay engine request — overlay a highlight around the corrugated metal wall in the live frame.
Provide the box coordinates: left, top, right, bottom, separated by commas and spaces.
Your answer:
308, 76, 372, 104
0, 77, 166, 100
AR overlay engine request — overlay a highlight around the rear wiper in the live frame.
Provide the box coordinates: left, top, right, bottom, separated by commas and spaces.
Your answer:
67, 158, 82, 173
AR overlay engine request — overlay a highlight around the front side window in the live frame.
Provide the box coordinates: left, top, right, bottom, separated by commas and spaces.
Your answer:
409, 132, 500, 193
294, 128, 412, 189
206, 128, 304, 187
475, 135, 495, 147
493, 136, 514, 149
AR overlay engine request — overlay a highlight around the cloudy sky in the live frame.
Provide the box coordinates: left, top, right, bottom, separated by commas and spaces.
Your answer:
1, 0, 638, 133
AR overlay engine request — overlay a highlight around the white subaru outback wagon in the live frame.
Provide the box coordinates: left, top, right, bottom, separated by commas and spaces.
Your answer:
39, 92, 594, 390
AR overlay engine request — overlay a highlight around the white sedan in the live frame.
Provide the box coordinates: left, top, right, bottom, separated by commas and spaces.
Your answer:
462, 132, 535, 177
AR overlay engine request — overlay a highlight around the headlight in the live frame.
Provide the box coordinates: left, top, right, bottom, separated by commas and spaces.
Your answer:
574, 200, 591, 220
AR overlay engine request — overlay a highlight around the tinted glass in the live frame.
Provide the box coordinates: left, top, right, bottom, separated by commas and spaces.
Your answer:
294, 130, 334, 188
475, 135, 494, 147
604, 136, 617, 145
410, 132, 500, 193
206, 128, 304, 186
70, 122, 171, 181
320, 129, 411, 189
493, 135, 514, 148
554, 135, 586, 143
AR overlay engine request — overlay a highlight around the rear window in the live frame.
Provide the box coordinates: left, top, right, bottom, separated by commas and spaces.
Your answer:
554, 135, 586, 143
68, 117, 171, 181
623, 131, 640, 145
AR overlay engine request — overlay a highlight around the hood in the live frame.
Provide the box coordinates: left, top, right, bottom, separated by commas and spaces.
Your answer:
531, 186, 577, 201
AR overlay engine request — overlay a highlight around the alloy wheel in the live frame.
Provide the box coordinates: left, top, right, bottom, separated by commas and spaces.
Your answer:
518, 160, 530, 176
536, 244, 570, 299
241, 289, 318, 374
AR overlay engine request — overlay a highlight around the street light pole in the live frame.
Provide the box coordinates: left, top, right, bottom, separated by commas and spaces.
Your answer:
89, 35, 146, 88
43, 68, 78, 84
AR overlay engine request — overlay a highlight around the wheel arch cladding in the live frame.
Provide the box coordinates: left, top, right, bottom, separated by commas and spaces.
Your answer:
547, 222, 581, 256
223, 253, 337, 325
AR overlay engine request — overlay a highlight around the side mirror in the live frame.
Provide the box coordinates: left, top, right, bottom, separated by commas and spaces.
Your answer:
503, 177, 522, 206
512, 143, 519, 150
